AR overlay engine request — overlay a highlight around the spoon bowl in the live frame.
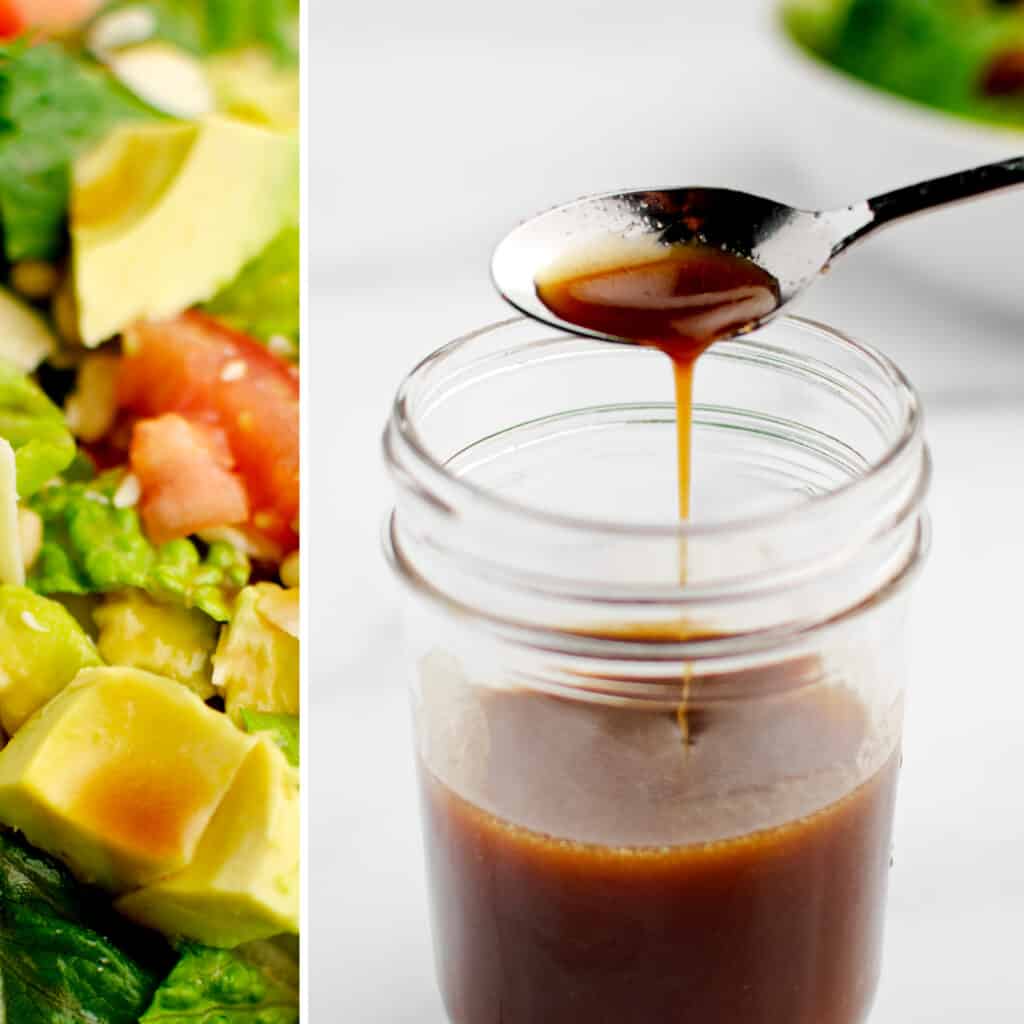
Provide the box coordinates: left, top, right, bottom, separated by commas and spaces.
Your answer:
492, 157, 1024, 346
492, 188, 855, 344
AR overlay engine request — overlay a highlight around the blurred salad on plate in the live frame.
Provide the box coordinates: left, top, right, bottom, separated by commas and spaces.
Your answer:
786, 0, 1024, 128
0, 1, 300, 1021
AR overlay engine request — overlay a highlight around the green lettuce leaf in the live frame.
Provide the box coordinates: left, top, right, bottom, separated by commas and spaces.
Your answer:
240, 708, 299, 766
27, 472, 251, 621
140, 944, 299, 1024
0, 829, 168, 1023
0, 360, 76, 497
204, 226, 299, 348
793, 0, 1024, 123
102, 0, 301, 63
0, 42, 156, 262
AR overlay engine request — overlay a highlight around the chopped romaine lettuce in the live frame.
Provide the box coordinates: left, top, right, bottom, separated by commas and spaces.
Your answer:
240, 708, 299, 766
140, 943, 299, 1024
0, 361, 76, 497
204, 226, 299, 348
788, 0, 1024, 124
0, 829, 167, 1023
27, 472, 251, 621
154, 538, 252, 620
0, 42, 156, 262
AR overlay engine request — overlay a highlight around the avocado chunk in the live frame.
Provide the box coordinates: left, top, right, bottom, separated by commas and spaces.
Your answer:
240, 708, 298, 767
0, 666, 253, 890
213, 584, 298, 724
207, 48, 299, 132
0, 585, 101, 734
0, 288, 57, 372
117, 736, 299, 946
94, 590, 218, 699
72, 115, 299, 346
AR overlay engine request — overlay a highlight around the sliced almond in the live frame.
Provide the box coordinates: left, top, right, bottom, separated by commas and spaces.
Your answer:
64, 352, 121, 443
87, 5, 157, 57
18, 508, 43, 573
199, 526, 284, 563
0, 441, 23, 586
106, 42, 214, 120
0, 286, 57, 371
112, 473, 142, 509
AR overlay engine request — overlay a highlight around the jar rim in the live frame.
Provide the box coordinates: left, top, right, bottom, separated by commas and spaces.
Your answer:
382, 508, 931, 662
384, 314, 925, 540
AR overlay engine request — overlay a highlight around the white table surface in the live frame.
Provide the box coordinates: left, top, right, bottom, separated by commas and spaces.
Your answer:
313, 2, 1024, 1018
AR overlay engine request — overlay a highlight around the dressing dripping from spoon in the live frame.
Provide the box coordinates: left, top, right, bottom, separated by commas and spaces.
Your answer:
536, 243, 779, 743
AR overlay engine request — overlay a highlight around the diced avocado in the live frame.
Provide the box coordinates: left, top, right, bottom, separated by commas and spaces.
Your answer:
0, 288, 57, 372
0, 666, 253, 891
213, 584, 298, 724
207, 48, 299, 132
257, 584, 298, 637
203, 225, 299, 345
72, 115, 299, 346
0, 441, 22, 586
117, 736, 299, 946
0, 585, 101, 734
58, 593, 102, 640
240, 709, 298, 767
94, 590, 218, 699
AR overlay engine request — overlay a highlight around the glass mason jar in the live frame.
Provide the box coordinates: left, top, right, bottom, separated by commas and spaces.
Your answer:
383, 316, 930, 1024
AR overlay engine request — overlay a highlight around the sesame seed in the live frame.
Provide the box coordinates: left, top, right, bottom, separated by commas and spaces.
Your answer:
220, 359, 247, 382
84, 489, 110, 504
113, 473, 141, 509
20, 610, 47, 633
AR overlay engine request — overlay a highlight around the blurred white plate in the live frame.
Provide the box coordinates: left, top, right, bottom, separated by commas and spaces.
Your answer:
768, 8, 1024, 316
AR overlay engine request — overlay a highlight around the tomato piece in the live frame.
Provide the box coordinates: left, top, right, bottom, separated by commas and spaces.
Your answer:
9, 0, 102, 31
0, 0, 102, 37
120, 313, 299, 549
130, 414, 250, 545
0, 1, 24, 37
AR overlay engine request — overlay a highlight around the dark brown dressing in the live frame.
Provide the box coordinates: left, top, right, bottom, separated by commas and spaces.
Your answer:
421, 683, 897, 1024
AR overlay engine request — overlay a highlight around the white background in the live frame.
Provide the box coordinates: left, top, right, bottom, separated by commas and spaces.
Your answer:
313, 2, 1024, 1019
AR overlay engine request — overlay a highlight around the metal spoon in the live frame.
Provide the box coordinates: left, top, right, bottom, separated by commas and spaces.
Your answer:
492, 156, 1024, 343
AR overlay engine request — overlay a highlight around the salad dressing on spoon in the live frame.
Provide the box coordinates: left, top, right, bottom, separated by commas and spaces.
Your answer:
537, 245, 779, 521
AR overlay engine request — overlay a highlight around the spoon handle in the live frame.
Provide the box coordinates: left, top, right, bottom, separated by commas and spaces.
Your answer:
835, 155, 1024, 254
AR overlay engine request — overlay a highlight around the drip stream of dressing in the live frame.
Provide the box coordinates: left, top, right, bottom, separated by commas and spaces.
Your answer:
536, 243, 780, 740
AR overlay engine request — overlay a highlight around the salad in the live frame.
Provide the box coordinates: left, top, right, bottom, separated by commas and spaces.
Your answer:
786, 0, 1024, 128
0, 2, 300, 1021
